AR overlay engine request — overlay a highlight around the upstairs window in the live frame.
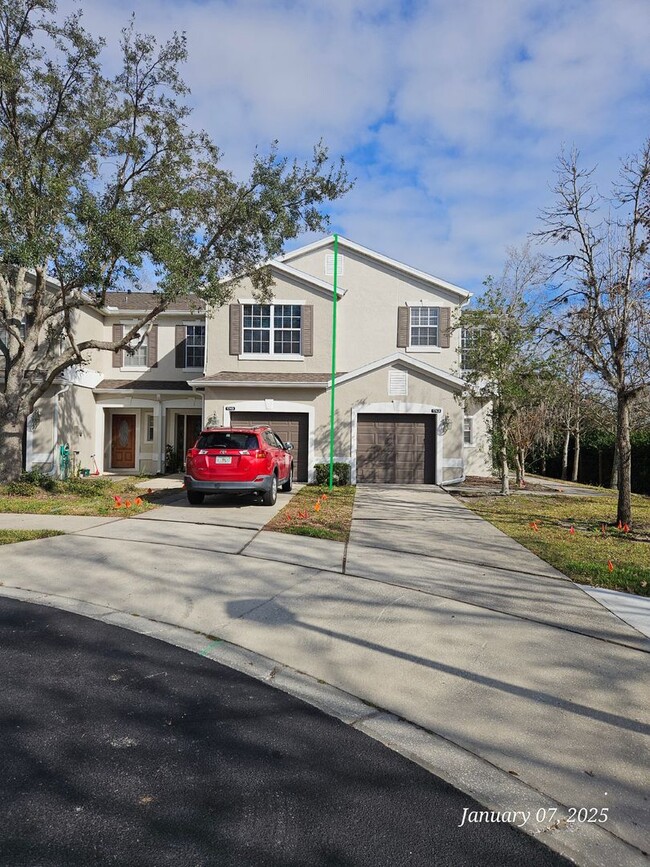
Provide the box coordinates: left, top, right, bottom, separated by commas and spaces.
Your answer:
463, 416, 474, 446
185, 324, 205, 368
461, 327, 482, 371
242, 304, 302, 355
410, 307, 439, 347
124, 333, 148, 367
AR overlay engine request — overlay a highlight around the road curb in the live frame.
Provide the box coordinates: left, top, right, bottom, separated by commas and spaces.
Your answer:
0, 582, 645, 867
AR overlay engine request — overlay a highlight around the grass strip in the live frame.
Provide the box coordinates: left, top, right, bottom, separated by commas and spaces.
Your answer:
459, 491, 650, 596
0, 530, 65, 546
265, 485, 356, 543
0, 478, 161, 517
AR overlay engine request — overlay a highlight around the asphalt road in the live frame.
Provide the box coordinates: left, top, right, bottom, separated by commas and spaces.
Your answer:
0, 596, 571, 867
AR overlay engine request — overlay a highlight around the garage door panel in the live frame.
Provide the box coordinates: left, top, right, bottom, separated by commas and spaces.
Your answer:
357, 414, 435, 484
231, 412, 309, 482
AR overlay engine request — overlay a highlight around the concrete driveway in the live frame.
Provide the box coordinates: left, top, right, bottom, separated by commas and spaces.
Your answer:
0, 483, 648, 866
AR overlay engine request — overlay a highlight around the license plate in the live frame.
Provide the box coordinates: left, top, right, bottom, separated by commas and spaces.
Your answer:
215, 456, 232, 464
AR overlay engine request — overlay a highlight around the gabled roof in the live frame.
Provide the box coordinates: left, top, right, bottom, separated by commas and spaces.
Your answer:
332, 352, 466, 391
278, 235, 471, 302
268, 261, 347, 298
101, 292, 206, 313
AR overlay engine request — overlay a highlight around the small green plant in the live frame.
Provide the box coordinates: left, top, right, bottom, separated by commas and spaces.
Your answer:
313, 462, 350, 486
57, 477, 112, 498
6, 480, 39, 496
165, 444, 182, 473
20, 469, 55, 491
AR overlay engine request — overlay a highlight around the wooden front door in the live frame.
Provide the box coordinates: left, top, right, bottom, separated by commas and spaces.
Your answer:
111, 414, 136, 469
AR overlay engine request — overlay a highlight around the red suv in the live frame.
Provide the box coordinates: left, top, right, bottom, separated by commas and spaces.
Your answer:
184, 426, 293, 506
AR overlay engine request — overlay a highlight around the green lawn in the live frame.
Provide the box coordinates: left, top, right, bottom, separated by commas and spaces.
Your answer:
265, 485, 356, 542
457, 490, 650, 596
0, 477, 158, 517
0, 529, 65, 545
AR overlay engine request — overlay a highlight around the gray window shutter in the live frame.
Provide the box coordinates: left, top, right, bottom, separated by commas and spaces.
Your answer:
397, 306, 409, 348
439, 307, 451, 348
147, 324, 158, 368
112, 324, 123, 368
175, 324, 186, 368
302, 305, 313, 356
229, 304, 242, 355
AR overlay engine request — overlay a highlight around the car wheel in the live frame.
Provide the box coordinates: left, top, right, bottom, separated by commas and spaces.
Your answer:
281, 464, 293, 492
262, 474, 277, 506
187, 491, 205, 505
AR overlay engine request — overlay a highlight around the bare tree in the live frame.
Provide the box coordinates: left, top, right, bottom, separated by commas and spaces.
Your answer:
537, 143, 650, 525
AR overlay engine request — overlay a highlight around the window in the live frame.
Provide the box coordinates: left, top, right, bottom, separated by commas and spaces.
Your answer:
124, 333, 148, 367
145, 414, 154, 443
461, 327, 480, 371
463, 416, 473, 446
410, 307, 439, 347
185, 324, 205, 368
243, 304, 301, 355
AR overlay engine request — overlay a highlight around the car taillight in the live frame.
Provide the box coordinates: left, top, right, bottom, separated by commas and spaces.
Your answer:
255, 450, 266, 459
187, 448, 198, 460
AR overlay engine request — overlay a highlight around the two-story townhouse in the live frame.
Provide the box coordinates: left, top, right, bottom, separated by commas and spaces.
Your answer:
191, 236, 491, 485
25, 292, 206, 476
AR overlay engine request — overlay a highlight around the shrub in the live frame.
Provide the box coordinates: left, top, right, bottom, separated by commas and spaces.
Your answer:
21, 469, 55, 491
313, 462, 351, 486
6, 480, 38, 496
57, 477, 111, 497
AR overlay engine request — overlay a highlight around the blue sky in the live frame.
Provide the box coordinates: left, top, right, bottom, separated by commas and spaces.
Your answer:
62, 0, 650, 292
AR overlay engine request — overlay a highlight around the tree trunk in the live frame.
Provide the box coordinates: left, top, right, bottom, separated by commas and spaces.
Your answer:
519, 447, 526, 485
514, 450, 523, 487
571, 421, 580, 483
499, 443, 510, 496
540, 450, 547, 474
616, 394, 632, 526
0, 415, 26, 482
610, 441, 619, 490
561, 423, 570, 480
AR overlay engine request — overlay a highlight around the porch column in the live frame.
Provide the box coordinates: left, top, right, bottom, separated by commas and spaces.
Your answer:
157, 398, 164, 474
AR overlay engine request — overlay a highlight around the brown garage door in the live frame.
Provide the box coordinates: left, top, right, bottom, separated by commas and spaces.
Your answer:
230, 412, 309, 482
356, 414, 436, 484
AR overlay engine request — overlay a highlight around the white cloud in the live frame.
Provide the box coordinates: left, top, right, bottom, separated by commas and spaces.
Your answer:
56, 0, 650, 291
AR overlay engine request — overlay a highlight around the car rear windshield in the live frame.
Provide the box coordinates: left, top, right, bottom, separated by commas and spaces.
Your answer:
196, 431, 259, 450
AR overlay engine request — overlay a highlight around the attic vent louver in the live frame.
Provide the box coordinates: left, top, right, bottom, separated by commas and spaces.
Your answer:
388, 368, 408, 396
325, 253, 344, 276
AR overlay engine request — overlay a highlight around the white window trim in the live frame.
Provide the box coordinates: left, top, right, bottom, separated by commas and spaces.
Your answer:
239, 301, 304, 359
237, 354, 303, 362
409, 306, 440, 351
463, 416, 474, 447
183, 322, 206, 370
237, 299, 306, 306
120, 365, 148, 372
145, 414, 155, 443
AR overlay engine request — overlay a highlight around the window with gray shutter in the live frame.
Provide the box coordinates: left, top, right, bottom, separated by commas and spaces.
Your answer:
112, 324, 123, 367
397, 307, 409, 348
147, 324, 158, 368
229, 304, 242, 355
302, 305, 313, 356
439, 307, 451, 348
175, 324, 186, 368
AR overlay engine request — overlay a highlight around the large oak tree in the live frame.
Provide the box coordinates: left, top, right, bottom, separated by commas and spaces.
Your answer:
0, 1, 350, 479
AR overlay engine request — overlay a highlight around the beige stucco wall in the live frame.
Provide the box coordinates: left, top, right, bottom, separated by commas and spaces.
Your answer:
28, 384, 97, 475
89, 312, 206, 382
463, 397, 493, 477
205, 247, 466, 380
282, 243, 465, 373
202, 361, 466, 483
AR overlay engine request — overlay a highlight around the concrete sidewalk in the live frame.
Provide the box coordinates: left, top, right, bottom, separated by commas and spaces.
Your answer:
0, 485, 648, 865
